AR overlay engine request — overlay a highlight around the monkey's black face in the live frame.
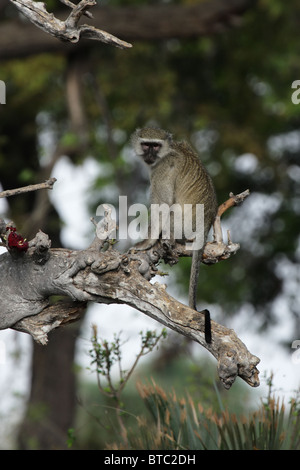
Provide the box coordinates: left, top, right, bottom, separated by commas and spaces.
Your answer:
141, 142, 162, 165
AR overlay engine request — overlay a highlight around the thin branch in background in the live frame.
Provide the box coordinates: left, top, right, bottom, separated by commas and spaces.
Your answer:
212, 189, 250, 247
59, 0, 93, 19
0, 178, 57, 198
89, 325, 168, 447
217, 189, 250, 218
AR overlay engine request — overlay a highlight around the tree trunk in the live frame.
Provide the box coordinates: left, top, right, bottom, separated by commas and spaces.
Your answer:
17, 321, 81, 450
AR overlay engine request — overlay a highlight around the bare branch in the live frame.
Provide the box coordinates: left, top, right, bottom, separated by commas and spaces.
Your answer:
59, 0, 93, 19
208, 189, 250, 258
0, 188, 259, 389
0, 177, 57, 199
13, 299, 87, 344
2, 0, 255, 59
145, 190, 250, 267
4, 241, 259, 389
217, 189, 250, 218
0, 198, 259, 389
9, 0, 132, 49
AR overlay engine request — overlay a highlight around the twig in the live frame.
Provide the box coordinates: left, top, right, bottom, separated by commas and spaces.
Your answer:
9, 0, 132, 49
59, 0, 93, 19
212, 189, 250, 246
217, 189, 250, 217
150, 189, 250, 266
0, 178, 57, 198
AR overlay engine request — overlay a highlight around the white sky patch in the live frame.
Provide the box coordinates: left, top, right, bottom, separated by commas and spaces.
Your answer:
222, 191, 283, 259
268, 130, 300, 158
234, 153, 258, 174
0, 183, 9, 218
287, 164, 300, 183
49, 156, 102, 249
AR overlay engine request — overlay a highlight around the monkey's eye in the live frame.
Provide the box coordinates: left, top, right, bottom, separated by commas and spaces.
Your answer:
141, 142, 162, 152
141, 143, 151, 152
153, 143, 162, 151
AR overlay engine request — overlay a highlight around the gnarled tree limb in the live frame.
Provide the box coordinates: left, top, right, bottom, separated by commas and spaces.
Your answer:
2, 0, 255, 59
9, 0, 132, 49
0, 189, 259, 390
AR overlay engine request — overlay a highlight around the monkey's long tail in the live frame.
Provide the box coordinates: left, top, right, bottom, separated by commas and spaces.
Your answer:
189, 249, 212, 343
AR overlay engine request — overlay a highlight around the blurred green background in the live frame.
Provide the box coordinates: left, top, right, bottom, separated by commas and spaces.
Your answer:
0, 0, 299, 449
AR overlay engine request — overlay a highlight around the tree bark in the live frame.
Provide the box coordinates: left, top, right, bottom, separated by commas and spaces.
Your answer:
17, 322, 81, 450
0, 216, 260, 390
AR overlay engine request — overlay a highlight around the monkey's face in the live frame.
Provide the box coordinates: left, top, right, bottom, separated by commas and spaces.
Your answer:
131, 127, 172, 166
140, 141, 162, 165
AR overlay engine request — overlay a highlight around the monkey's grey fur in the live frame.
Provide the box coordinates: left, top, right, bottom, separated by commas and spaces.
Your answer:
131, 127, 217, 318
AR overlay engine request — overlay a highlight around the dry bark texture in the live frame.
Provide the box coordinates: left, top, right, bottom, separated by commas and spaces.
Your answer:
0, 189, 260, 390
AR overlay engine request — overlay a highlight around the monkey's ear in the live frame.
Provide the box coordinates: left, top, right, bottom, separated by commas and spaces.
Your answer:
131, 128, 140, 137
166, 131, 173, 143
130, 128, 141, 147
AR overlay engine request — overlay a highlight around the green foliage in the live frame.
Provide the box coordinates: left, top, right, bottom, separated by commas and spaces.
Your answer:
74, 360, 300, 450
67, 428, 76, 449
85, 325, 168, 447
89, 325, 167, 390
73, 326, 299, 450
115, 380, 300, 450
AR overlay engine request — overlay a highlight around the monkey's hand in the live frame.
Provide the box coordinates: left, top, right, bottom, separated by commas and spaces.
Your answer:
130, 238, 159, 252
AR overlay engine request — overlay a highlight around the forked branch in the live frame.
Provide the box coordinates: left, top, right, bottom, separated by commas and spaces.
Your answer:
9, 0, 132, 48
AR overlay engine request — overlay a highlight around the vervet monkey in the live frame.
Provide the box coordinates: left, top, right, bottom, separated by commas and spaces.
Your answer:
131, 127, 217, 342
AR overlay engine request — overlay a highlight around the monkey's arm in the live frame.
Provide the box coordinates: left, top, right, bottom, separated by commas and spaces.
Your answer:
133, 167, 177, 251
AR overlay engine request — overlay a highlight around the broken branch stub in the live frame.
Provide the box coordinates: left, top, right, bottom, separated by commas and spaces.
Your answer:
0, 178, 57, 199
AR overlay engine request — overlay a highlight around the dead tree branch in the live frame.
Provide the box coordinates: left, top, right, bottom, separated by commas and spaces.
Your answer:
0, 188, 259, 390
9, 0, 132, 49
208, 188, 250, 259
0, 177, 57, 199
2, 0, 255, 59
163, 190, 250, 265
